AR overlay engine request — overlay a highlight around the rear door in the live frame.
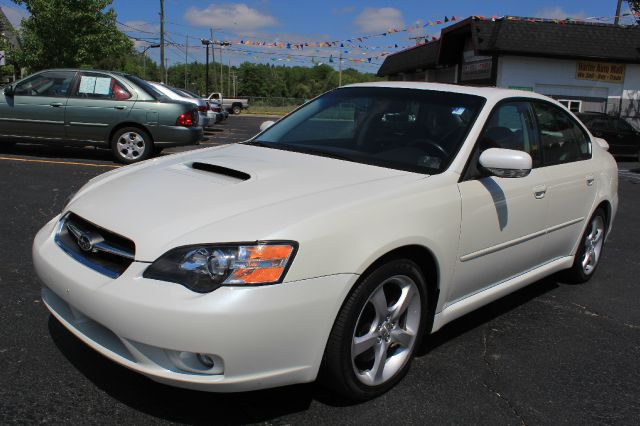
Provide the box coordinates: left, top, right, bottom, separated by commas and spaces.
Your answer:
0, 70, 76, 139
64, 72, 136, 143
532, 101, 597, 262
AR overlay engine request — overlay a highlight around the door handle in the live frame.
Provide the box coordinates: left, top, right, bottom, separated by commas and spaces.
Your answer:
114, 105, 126, 110
533, 185, 547, 199
586, 175, 595, 186
50, 102, 64, 108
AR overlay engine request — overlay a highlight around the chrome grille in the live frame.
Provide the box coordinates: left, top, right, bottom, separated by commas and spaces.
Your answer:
54, 213, 135, 278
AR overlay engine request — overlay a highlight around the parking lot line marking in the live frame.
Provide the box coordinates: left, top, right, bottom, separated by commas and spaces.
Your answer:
0, 156, 120, 168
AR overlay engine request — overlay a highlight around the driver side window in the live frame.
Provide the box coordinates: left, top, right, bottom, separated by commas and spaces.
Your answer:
14, 71, 76, 97
479, 101, 540, 166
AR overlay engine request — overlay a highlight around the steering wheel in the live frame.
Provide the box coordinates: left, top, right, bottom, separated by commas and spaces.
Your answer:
407, 138, 449, 160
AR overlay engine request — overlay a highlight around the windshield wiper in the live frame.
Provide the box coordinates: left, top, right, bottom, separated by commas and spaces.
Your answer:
241, 140, 271, 147
242, 141, 354, 162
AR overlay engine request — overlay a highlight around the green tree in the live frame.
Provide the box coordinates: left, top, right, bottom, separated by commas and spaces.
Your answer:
12, 0, 133, 71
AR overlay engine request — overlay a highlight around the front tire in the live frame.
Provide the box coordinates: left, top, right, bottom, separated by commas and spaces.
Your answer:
320, 259, 428, 401
561, 208, 607, 283
111, 127, 153, 164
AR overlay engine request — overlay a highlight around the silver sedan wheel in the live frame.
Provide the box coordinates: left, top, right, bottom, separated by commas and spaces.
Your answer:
582, 215, 605, 275
351, 275, 421, 386
117, 132, 146, 160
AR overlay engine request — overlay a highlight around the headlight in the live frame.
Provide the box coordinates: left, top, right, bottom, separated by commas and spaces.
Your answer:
143, 242, 297, 293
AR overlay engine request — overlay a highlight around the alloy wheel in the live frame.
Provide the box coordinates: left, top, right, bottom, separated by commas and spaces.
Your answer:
582, 215, 605, 275
351, 275, 421, 386
117, 132, 146, 160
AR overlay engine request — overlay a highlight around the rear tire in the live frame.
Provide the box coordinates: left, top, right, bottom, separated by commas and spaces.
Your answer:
560, 208, 607, 283
232, 105, 241, 115
320, 259, 428, 401
111, 127, 153, 164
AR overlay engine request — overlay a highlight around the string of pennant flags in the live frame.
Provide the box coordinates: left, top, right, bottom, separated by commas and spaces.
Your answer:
128, 11, 640, 69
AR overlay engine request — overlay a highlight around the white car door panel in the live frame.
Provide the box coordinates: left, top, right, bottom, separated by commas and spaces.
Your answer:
532, 101, 598, 262
454, 170, 548, 303
451, 100, 547, 304
541, 161, 597, 260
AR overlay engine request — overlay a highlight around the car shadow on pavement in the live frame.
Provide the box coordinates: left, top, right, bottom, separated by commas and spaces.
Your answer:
48, 276, 559, 424
418, 276, 558, 356
0, 142, 116, 163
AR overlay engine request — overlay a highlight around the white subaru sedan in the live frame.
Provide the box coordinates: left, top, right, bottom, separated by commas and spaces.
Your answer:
33, 82, 618, 400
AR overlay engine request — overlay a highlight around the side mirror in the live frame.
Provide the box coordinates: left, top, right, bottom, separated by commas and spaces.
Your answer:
479, 148, 532, 178
259, 120, 275, 132
3, 84, 14, 96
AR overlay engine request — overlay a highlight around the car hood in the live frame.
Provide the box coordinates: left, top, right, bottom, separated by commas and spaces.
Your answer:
67, 144, 422, 261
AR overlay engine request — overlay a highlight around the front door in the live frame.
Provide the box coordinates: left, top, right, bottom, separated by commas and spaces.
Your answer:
452, 101, 548, 303
64, 72, 135, 143
0, 70, 76, 139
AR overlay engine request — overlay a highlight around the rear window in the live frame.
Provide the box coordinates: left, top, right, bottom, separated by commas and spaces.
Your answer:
124, 75, 165, 100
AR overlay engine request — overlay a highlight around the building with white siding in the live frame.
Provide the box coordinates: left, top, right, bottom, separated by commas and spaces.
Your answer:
377, 17, 640, 125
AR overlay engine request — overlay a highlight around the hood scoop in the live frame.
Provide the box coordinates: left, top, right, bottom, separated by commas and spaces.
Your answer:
191, 162, 251, 181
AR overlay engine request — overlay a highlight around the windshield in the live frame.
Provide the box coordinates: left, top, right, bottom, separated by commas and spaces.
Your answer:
124, 75, 165, 100
250, 87, 485, 174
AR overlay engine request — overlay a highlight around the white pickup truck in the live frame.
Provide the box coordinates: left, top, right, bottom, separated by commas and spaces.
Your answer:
208, 92, 249, 114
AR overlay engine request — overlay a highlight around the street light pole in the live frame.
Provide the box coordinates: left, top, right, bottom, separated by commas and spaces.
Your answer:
201, 38, 210, 95
141, 44, 161, 79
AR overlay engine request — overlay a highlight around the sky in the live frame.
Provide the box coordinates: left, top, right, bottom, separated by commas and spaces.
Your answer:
0, 0, 633, 73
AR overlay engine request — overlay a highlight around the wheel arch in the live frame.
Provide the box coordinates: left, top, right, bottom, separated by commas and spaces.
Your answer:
355, 244, 440, 327
107, 122, 154, 145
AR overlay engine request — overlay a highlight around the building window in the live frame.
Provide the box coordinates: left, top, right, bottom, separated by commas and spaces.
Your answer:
558, 99, 582, 113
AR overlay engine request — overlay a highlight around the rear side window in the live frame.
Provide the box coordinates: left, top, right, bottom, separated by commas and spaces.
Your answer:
587, 118, 610, 131
533, 102, 591, 165
613, 118, 635, 132
72, 73, 132, 100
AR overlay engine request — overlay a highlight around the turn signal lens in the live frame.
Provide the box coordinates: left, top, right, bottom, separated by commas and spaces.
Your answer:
225, 245, 294, 284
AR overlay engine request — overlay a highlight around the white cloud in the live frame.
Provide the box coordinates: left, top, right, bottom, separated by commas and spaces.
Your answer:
535, 6, 587, 20
1, 5, 29, 29
354, 7, 404, 33
184, 3, 278, 30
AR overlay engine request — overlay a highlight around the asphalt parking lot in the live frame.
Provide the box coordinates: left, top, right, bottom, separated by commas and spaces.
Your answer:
0, 115, 639, 425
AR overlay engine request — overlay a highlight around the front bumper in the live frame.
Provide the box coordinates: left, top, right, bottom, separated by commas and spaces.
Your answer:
33, 217, 357, 392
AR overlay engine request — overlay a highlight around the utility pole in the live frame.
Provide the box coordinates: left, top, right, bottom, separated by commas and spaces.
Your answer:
232, 72, 237, 97
160, 0, 165, 82
220, 43, 224, 95
338, 52, 343, 86
228, 60, 231, 96
614, 0, 623, 25
165, 57, 168, 84
185, 35, 188, 88
210, 28, 216, 92
203, 39, 210, 95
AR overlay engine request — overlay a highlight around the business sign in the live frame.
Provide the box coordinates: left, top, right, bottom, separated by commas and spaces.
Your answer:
576, 61, 625, 84
0, 51, 5, 66
461, 59, 492, 81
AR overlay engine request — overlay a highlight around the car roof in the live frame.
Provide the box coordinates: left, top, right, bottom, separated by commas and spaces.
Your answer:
342, 81, 557, 103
